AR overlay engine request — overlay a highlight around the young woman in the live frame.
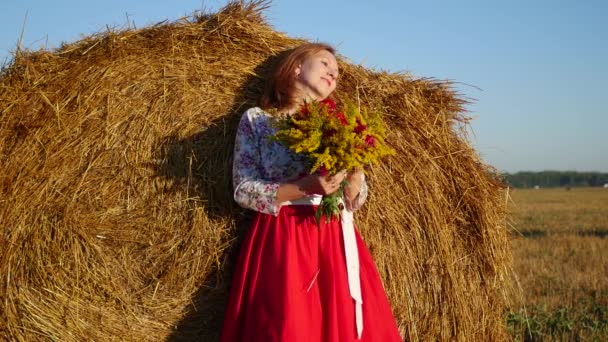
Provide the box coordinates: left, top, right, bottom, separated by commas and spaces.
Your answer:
220, 43, 402, 341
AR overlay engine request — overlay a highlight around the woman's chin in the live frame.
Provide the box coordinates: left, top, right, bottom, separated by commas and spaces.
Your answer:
314, 90, 333, 101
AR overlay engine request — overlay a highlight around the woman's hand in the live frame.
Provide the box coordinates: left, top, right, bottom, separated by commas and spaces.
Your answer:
296, 170, 348, 196
276, 171, 347, 204
344, 168, 363, 202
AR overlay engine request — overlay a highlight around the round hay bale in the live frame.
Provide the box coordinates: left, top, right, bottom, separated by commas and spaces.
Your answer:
0, 1, 512, 340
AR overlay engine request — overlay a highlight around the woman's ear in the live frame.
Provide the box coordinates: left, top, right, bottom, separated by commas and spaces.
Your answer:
295, 64, 301, 77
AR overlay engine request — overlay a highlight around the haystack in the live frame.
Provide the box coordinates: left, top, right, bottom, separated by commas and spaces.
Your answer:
0, 1, 512, 340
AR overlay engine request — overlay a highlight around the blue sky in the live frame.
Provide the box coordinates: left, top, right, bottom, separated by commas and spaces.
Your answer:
2, 0, 607, 173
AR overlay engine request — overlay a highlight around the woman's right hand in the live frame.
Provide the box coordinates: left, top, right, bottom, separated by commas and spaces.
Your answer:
276, 171, 348, 204
296, 170, 348, 195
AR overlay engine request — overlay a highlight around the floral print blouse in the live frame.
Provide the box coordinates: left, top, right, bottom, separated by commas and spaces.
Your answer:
232, 107, 368, 216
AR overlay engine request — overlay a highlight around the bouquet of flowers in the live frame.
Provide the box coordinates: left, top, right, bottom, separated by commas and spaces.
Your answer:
272, 98, 394, 224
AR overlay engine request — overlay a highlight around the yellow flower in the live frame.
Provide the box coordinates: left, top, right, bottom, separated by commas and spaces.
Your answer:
271, 99, 394, 175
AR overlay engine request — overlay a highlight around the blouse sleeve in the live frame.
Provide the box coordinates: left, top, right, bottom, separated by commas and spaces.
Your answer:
345, 172, 368, 212
232, 109, 281, 216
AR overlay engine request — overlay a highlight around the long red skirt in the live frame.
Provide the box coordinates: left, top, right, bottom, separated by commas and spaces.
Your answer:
220, 205, 402, 341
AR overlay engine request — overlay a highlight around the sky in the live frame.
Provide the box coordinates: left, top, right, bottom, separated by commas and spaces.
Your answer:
1, 0, 607, 173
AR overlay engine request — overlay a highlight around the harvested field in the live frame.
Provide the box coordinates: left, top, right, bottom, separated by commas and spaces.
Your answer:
507, 188, 608, 340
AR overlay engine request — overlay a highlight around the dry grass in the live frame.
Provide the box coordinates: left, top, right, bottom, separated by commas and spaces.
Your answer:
510, 188, 608, 235
507, 188, 608, 340
0, 1, 511, 340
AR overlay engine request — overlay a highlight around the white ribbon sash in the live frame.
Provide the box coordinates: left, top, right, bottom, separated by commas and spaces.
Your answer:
281, 195, 363, 339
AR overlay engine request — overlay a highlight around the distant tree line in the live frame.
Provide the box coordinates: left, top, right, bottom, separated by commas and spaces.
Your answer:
502, 171, 608, 188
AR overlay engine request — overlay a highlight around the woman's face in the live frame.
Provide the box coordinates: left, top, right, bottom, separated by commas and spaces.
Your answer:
294, 49, 339, 102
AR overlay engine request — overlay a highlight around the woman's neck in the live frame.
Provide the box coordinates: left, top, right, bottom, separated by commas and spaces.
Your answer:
281, 91, 317, 116
278, 102, 302, 117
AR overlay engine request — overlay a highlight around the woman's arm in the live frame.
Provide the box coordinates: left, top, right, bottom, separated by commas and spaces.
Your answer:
276, 172, 345, 203
232, 110, 282, 215
233, 109, 344, 215
344, 168, 368, 211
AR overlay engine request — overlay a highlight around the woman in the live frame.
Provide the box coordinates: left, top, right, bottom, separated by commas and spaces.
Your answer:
220, 43, 402, 341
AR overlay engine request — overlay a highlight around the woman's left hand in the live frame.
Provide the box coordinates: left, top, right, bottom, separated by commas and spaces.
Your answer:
344, 168, 363, 202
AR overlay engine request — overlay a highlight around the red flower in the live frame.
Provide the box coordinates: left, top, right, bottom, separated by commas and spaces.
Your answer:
365, 135, 376, 147
320, 98, 337, 112
318, 165, 328, 176
320, 98, 347, 126
354, 118, 367, 133
298, 103, 310, 117
336, 112, 348, 126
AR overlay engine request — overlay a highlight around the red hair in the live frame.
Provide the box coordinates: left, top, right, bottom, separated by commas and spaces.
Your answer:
260, 43, 336, 112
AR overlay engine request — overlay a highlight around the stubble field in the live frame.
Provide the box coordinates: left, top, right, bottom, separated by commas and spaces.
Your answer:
506, 188, 608, 340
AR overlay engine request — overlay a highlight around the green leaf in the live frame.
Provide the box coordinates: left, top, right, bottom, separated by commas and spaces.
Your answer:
315, 206, 323, 228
